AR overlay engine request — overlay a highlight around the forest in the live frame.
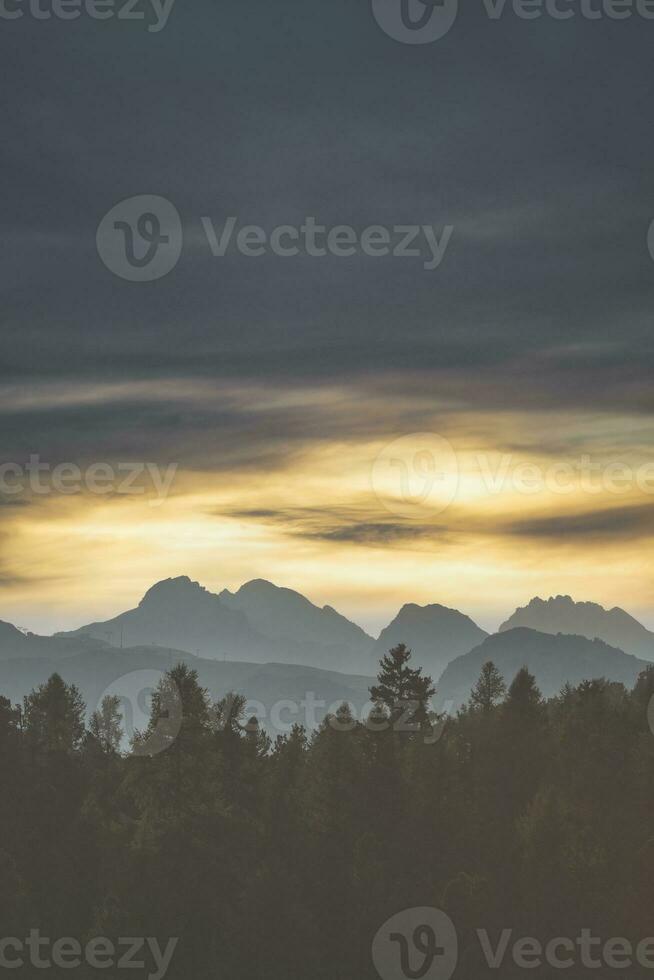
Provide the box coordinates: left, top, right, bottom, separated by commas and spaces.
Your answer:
1, 644, 654, 979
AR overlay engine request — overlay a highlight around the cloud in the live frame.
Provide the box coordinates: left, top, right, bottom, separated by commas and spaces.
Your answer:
225, 505, 449, 547
501, 503, 654, 542
1, 0, 653, 426
302, 522, 440, 545
2, 0, 654, 626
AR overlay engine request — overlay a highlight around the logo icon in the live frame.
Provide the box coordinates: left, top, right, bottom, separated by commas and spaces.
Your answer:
648, 219, 654, 265
371, 0, 458, 44
372, 907, 458, 980
371, 433, 459, 519
94, 668, 183, 756
96, 195, 182, 281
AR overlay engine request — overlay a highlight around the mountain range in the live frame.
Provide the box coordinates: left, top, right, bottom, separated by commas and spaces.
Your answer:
1, 581, 653, 728
57, 576, 374, 675
55, 577, 492, 677
437, 627, 650, 712
500, 595, 654, 660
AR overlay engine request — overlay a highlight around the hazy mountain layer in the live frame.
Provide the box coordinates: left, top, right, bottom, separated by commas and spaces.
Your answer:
0, 621, 108, 662
9, 585, 653, 702
0, 645, 374, 738
219, 578, 374, 672
373, 603, 488, 680
500, 595, 654, 660
56, 576, 374, 674
437, 627, 649, 711
57, 576, 265, 656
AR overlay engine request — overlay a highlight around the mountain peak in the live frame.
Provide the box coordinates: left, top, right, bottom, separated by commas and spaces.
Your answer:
437, 626, 648, 711
374, 601, 488, 679
238, 578, 275, 591
0, 620, 27, 642
395, 601, 460, 619
500, 596, 654, 660
525, 595, 602, 612
219, 578, 373, 669
237, 579, 298, 599
139, 576, 210, 607
223, 579, 319, 615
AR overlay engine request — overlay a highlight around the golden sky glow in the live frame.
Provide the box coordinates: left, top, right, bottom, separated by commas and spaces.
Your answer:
2, 387, 654, 637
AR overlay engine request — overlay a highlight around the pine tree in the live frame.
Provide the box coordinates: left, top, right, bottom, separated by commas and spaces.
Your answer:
503, 666, 544, 727
213, 691, 247, 736
469, 661, 506, 713
499, 667, 546, 820
134, 663, 210, 755
89, 695, 123, 754
370, 643, 435, 732
23, 673, 86, 755
0, 696, 21, 745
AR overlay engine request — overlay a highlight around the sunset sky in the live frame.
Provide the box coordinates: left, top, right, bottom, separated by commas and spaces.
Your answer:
3, 384, 654, 636
2, 2, 654, 637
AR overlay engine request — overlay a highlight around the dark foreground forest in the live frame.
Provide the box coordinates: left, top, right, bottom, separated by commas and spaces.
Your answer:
2, 645, 654, 979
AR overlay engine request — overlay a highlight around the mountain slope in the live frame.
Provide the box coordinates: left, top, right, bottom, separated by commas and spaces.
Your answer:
500, 595, 654, 660
220, 579, 374, 673
0, 621, 33, 659
437, 627, 649, 710
56, 576, 373, 673
0, 645, 374, 738
56, 576, 269, 660
0, 621, 108, 662
373, 603, 488, 679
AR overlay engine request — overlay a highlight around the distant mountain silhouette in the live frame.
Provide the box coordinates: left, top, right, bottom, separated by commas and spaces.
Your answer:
0, 620, 107, 662
0, 621, 35, 659
500, 595, 654, 660
437, 627, 649, 710
0, 644, 374, 738
220, 579, 373, 672
57, 576, 373, 674
10, 583, 654, 709
57, 576, 267, 657
373, 603, 488, 679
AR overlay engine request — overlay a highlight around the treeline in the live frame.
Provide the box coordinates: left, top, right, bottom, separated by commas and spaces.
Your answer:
1, 645, 654, 978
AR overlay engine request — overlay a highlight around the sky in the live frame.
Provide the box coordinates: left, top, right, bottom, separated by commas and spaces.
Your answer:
1, 0, 654, 637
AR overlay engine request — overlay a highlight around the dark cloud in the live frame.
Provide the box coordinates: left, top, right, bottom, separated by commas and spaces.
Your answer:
230, 500, 654, 549
502, 503, 654, 542
303, 522, 443, 545
223, 505, 450, 546
1, 0, 653, 469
